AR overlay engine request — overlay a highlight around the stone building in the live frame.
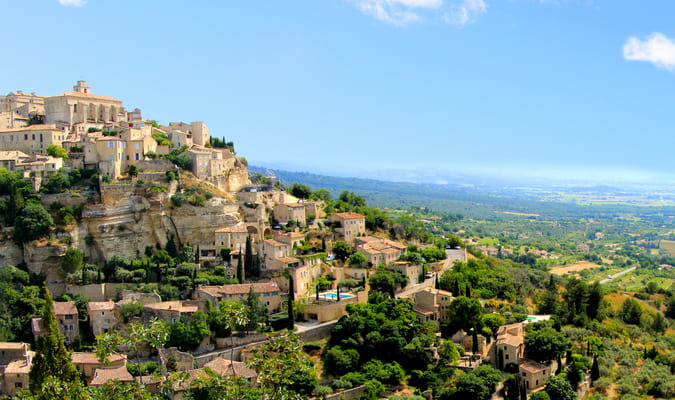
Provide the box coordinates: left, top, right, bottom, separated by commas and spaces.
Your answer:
495, 323, 524, 370
0, 90, 45, 118
0, 124, 66, 155
273, 203, 306, 226
31, 301, 80, 344
330, 212, 366, 244
0, 150, 29, 170
214, 224, 249, 256
412, 288, 454, 323
72, 352, 126, 380
355, 236, 406, 266
44, 81, 125, 129
0, 112, 29, 130
86, 301, 118, 336
142, 301, 198, 324
164, 121, 209, 147
0, 343, 32, 397
194, 282, 282, 313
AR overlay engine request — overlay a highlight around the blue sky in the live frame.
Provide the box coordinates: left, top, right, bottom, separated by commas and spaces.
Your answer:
2, 0, 675, 184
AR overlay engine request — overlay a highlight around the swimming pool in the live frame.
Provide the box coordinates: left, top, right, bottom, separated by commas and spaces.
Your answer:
318, 292, 354, 300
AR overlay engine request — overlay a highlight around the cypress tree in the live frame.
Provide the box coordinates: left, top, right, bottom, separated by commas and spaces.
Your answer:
166, 234, 177, 258
237, 254, 244, 284
321, 237, 326, 252
194, 245, 200, 264
29, 287, 79, 391
466, 282, 472, 298
244, 236, 254, 277
336, 286, 340, 303
435, 274, 440, 290
472, 326, 479, 354
81, 265, 87, 285
287, 273, 295, 330
590, 355, 600, 382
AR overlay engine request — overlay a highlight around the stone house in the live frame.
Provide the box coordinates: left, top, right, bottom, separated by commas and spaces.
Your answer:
86, 301, 118, 336
215, 224, 249, 256
412, 288, 454, 323
329, 212, 366, 244
495, 323, 525, 370
301, 200, 325, 219
0, 112, 29, 130
273, 231, 305, 253
31, 301, 80, 344
259, 239, 291, 263
14, 154, 63, 178
72, 352, 126, 380
1, 354, 32, 396
0, 124, 66, 155
390, 261, 424, 286
274, 203, 306, 226
0, 150, 28, 171
194, 282, 282, 313
185, 145, 236, 180
142, 301, 198, 324
164, 121, 209, 147
0, 90, 45, 116
355, 236, 406, 266
89, 365, 134, 386
519, 358, 554, 391
203, 357, 257, 382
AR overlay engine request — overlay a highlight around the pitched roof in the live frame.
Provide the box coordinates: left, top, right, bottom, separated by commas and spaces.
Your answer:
89, 366, 134, 386
0, 151, 29, 160
496, 334, 523, 348
264, 239, 287, 247
277, 256, 301, 264
332, 212, 364, 220
0, 124, 61, 132
52, 91, 121, 103
87, 301, 115, 312
203, 357, 257, 379
4, 357, 31, 374
0, 342, 28, 351
215, 224, 248, 233
199, 282, 279, 297
519, 358, 547, 373
281, 203, 305, 208
53, 301, 77, 315
72, 352, 125, 365
143, 301, 197, 313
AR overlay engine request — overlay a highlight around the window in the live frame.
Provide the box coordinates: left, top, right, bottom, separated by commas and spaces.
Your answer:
135, 143, 139, 150
24, 134, 27, 140
15, 382, 22, 389
101, 311, 105, 316
65, 315, 73, 320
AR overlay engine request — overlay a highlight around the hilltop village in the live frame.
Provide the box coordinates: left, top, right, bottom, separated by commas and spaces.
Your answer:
0, 83, 626, 400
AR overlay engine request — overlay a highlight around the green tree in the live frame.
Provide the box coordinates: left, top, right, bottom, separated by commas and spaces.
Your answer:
349, 252, 367, 267
243, 286, 268, 333
545, 376, 577, 400
15, 201, 54, 243
620, 298, 643, 326
244, 235, 255, 277
524, 327, 571, 363
167, 311, 211, 351
44, 173, 70, 194
46, 145, 68, 159
177, 245, 194, 264
447, 296, 483, 333
652, 312, 667, 334
237, 254, 244, 284
220, 247, 231, 265
283, 269, 295, 330
289, 183, 312, 199
60, 248, 83, 276
127, 164, 139, 178
165, 234, 177, 258
332, 240, 353, 261
29, 287, 79, 391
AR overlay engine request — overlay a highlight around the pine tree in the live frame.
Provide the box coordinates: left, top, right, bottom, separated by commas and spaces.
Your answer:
237, 254, 244, 284
29, 287, 79, 391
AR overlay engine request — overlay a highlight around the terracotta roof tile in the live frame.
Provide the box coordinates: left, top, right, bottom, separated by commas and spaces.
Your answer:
332, 212, 365, 220
204, 357, 257, 379
199, 282, 280, 297
89, 366, 134, 386
72, 352, 125, 365
53, 301, 77, 316
87, 301, 115, 312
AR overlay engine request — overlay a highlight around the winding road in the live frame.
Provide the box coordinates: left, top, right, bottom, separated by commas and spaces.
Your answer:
599, 266, 637, 284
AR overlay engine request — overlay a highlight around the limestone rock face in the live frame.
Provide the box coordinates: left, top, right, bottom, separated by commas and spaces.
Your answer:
23, 242, 67, 283
76, 193, 241, 263
0, 237, 23, 268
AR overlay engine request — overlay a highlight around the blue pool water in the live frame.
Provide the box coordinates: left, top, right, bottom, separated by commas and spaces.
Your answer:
319, 293, 353, 300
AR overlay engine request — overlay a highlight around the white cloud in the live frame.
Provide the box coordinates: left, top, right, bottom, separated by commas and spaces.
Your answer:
58, 0, 87, 7
351, 0, 485, 26
445, 0, 487, 25
623, 33, 675, 71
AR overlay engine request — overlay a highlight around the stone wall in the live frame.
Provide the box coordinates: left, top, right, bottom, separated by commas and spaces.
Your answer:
136, 160, 176, 172
214, 333, 267, 349
63, 283, 123, 302
319, 385, 366, 400
41, 192, 94, 208
297, 321, 338, 343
